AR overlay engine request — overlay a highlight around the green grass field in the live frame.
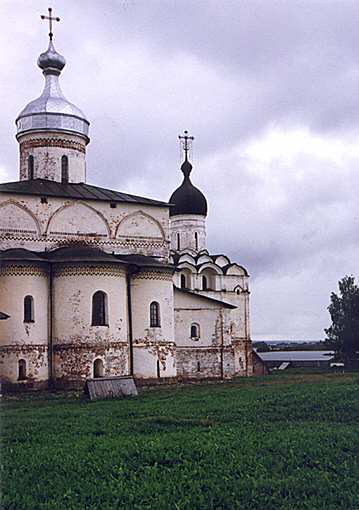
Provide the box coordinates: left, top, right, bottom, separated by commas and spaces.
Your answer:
1, 373, 359, 510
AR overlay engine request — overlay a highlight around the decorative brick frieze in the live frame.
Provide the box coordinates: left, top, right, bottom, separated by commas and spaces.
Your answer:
132, 271, 173, 281
0, 265, 47, 278
20, 138, 86, 153
53, 265, 126, 278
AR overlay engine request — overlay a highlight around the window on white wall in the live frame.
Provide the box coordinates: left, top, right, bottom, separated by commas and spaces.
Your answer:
61, 155, 69, 183
180, 274, 187, 289
24, 295, 34, 323
176, 233, 181, 250
190, 323, 200, 339
202, 275, 208, 291
150, 302, 161, 327
93, 358, 104, 378
18, 359, 27, 380
92, 291, 108, 326
28, 155, 34, 180
195, 232, 198, 250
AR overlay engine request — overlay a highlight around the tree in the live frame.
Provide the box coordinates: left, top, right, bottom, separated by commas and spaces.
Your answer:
325, 275, 359, 365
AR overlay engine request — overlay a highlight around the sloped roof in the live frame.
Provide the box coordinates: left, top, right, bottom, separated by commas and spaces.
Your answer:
0, 179, 170, 207
174, 286, 237, 309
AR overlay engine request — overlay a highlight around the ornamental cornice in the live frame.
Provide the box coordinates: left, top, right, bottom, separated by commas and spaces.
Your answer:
53, 265, 126, 278
21, 138, 86, 153
0, 265, 47, 278
53, 342, 128, 351
132, 271, 174, 281
0, 344, 48, 353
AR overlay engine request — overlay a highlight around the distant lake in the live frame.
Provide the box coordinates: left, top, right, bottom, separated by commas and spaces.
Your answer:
257, 351, 334, 362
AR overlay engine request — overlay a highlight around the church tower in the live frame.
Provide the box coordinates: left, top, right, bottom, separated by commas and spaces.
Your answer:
169, 132, 207, 253
15, 9, 89, 184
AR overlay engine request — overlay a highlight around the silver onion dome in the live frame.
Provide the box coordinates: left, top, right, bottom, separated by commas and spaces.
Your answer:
16, 40, 89, 141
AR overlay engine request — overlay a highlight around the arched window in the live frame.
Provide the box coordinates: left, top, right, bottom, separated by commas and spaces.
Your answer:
93, 358, 104, 378
91, 291, 108, 326
195, 232, 198, 251
150, 301, 161, 327
24, 295, 34, 323
28, 155, 34, 180
197, 361, 201, 372
191, 323, 200, 339
202, 275, 208, 291
61, 155, 69, 183
180, 274, 187, 289
176, 233, 180, 251
18, 359, 27, 380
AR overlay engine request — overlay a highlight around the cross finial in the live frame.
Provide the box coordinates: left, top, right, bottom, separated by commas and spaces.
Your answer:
178, 130, 194, 161
41, 7, 60, 41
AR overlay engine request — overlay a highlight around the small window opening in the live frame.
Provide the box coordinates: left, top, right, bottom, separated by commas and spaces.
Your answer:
18, 359, 27, 380
195, 232, 199, 251
197, 361, 201, 372
93, 358, 104, 378
157, 359, 161, 378
28, 155, 34, 180
91, 291, 108, 326
61, 155, 69, 183
176, 233, 180, 251
24, 295, 34, 323
202, 275, 208, 291
110, 202, 117, 208
191, 323, 200, 339
41, 196, 48, 204
150, 301, 161, 327
180, 274, 187, 289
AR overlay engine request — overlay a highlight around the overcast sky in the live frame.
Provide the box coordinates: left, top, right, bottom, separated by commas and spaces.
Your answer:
1, 0, 359, 340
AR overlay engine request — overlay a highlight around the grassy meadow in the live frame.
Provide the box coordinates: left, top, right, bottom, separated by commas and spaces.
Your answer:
1, 372, 359, 510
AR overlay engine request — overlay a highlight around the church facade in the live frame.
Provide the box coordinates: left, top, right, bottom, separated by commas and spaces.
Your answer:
0, 33, 253, 390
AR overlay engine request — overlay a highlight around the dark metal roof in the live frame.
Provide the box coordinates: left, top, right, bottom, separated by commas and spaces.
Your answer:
0, 179, 170, 207
0, 247, 173, 272
0, 311, 10, 320
0, 249, 47, 263
45, 247, 122, 264
174, 286, 237, 309
116, 254, 174, 271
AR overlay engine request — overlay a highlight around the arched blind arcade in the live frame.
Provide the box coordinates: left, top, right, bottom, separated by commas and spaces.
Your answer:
150, 301, 161, 327
91, 291, 108, 326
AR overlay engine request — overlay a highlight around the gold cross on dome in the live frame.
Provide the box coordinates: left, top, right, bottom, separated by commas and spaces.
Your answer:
41, 7, 60, 41
178, 130, 194, 160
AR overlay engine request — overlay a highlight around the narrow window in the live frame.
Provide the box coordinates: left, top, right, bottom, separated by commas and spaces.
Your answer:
18, 359, 27, 380
195, 232, 198, 251
176, 233, 180, 251
24, 295, 34, 323
202, 275, 208, 291
191, 323, 200, 339
28, 155, 34, 180
150, 301, 161, 327
180, 274, 186, 289
91, 291, 108, 326
61, 155, 69, 183
93, 358, 104, 378
157, 359, 161, 378
197, 361, 201, 372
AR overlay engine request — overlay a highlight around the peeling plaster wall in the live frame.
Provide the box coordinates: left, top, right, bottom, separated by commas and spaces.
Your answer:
52, 264, 129, 382
131, 271, 176, 378
174, 289, 251, 378
170, 214, 206, 252
0, 264, 49, 383
19, 132, 87, 183
0, 194, 170, 258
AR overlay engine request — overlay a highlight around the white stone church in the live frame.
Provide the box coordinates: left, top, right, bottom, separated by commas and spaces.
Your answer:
0, 32, 255, 390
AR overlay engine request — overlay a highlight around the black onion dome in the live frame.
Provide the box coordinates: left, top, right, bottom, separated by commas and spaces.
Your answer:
169, 159, 207, 217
